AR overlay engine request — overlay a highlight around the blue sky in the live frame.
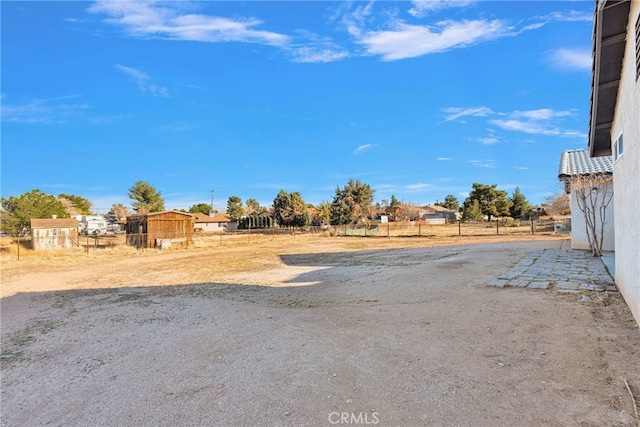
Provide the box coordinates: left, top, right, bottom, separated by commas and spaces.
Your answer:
1, 1, 594, 213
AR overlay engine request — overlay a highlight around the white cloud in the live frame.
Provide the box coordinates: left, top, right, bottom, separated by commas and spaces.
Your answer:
437, 157, 452, 161
89, 1, 289, 46
548, 48, 592, 72
441, 106, 493, 123
1, 95, 90, 124
489, 119, 559, 136
408, 0, 476, 18
115, 64, 169, 97
354, 144, 376, 155
477, 137, 498, 145
406, 183, 431, 191
537, 10, 592, 23
510, 108, 574, 121
291, 47, 349, 63
356, 19, 511, 61
468, 160, 496, 168
443, 105, 584, 139
514, 166, 529, 170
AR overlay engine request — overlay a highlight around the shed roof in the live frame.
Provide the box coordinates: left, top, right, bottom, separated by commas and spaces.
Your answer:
558, 149, 613, 180
588, 0, 631, 157
31, 218, 80, 229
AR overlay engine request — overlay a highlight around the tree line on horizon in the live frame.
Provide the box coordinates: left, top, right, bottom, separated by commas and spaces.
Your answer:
1, 179, 570, 237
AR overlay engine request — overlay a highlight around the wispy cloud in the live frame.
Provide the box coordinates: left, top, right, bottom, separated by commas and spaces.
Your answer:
356, 19, 511, 61
443, 106, 584, 139
89, 1, 289, 46
533, 10, 592, 24
437, 157, 452, 161
115, 64, 169, 97
477, 137, 499, 145
408, 0, 476, 18
1, 95, 90, 124
468, 160, 496, 168
354, 144, 376, 155
406, 182, 431, 191
291, 46, 349, 63
514, 166, 529, 170
547, 48, 592, 72
441, 106, 493, 123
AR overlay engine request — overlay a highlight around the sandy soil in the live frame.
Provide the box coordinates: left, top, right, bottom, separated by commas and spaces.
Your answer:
1, 235, 639, 426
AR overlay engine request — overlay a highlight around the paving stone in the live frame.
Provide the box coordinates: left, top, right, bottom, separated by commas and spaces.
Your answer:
528, 281, 550, 289
508, 279, 530, 287
579, 283, 605, 291
556, 281, 579, 290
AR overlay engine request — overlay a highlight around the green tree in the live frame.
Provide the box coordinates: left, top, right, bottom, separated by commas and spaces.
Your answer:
245, 198, 262, 214
330, 179, 376, 225
109, 203, 132, 219
226, 196, 244, 219
436, 195, 460, 210
128, 181, 165, 213
509, 187, 531, 219
189, 203, 213, 214
58, 193, 93, 215
463, 183, 512, 222
389, 194, 401, 208
316, 201, 332, 225
462, 199, 483, 221
1, 189, 69, 236
273, 190, 309, 227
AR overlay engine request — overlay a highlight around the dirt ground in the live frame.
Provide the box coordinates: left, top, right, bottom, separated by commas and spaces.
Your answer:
1, 234, 639, 426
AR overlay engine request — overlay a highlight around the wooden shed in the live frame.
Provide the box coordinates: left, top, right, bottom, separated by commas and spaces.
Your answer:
30, 218, 80, 250
125, 211, 193, 249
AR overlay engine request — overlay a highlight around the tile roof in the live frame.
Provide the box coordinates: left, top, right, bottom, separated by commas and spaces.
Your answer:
31, 218, 80, 229
558, 149, 613, 180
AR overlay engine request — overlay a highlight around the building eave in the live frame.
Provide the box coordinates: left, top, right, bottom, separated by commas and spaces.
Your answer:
588, 0, 631, 157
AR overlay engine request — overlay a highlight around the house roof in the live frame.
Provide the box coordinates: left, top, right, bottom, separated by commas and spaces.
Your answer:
31, 218, 80, 229
588, 0, 631, 157
422, 205, 456, 213
558, 149, 613, 180
193, 213, 233, 223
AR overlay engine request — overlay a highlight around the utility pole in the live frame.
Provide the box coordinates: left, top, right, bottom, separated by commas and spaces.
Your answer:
210, 190, 215, 213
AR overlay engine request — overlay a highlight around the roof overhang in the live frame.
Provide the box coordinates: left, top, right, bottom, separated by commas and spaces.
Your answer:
588, 0, 631, 157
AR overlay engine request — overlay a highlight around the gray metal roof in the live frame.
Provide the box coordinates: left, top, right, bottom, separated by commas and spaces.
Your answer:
558, 149, 613, 180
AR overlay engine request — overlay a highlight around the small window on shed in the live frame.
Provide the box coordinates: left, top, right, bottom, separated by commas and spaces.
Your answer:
53, 228, 60, 236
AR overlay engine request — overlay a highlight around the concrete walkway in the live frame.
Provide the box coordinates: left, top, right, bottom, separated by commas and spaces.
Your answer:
487, 249, 617, 293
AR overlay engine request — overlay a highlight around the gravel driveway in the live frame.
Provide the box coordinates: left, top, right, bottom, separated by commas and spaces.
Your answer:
1, 239, 639, 426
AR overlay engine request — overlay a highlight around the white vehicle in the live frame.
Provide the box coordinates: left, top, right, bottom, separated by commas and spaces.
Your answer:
75, 215, 108, 236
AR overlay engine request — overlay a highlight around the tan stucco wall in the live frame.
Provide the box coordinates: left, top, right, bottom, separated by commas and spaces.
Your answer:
611, 1, 640, 326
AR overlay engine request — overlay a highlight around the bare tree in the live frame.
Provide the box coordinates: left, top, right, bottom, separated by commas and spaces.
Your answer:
570, 173, 613, 257
544, 192, 571, 217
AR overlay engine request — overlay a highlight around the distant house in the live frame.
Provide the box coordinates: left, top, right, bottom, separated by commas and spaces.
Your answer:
125, 211, 193, 249
421, 205, 459, 223
558, 149, 614, 251
193, 213, 237, 232
586, 0, 639, 326
30, 217, 79, 250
